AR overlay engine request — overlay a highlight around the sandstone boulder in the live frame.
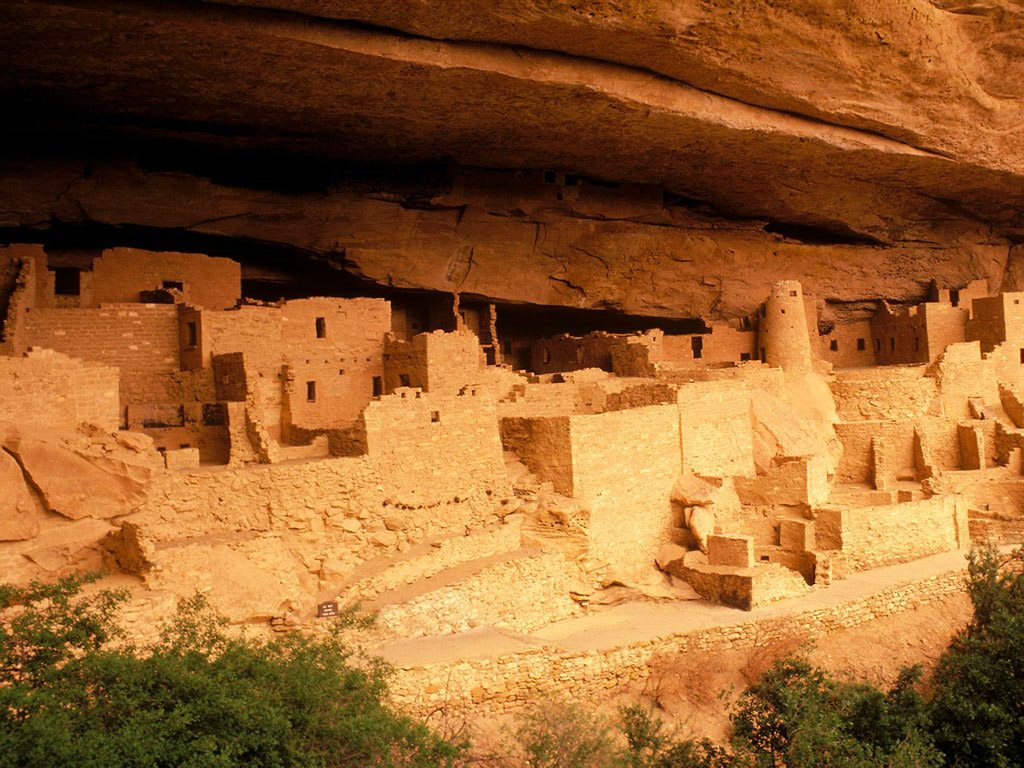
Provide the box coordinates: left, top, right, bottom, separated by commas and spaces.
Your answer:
0, 449, 37, 541
3, 434, 151, 521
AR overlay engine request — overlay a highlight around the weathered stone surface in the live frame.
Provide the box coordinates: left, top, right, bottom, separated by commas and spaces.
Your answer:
0, 449, 37, 541
3, 435, 150, 521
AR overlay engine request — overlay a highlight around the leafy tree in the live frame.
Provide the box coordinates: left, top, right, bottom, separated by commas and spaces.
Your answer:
511, 699, 618, 768
617, 704, 739, 768
730, 659, 941, 768
0, 575, 463, 767
929, 546, 1024, 767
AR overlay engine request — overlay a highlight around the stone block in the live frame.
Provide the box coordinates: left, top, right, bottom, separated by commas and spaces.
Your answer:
164, 447, 200, 470
780, 518, 814, 552
706, 534, 754, 568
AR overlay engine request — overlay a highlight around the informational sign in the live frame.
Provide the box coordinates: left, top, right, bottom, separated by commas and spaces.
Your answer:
317, 601, 339, 618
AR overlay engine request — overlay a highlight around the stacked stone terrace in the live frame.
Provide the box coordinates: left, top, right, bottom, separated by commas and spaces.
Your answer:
4, 242, 1024, 712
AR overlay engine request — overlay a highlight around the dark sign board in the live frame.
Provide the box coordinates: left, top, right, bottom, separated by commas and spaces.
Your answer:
317, 601, 339, 618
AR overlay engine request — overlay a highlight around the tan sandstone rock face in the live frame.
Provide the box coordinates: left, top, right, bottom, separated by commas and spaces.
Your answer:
0, 1, 1022, 322
2, 431, 155, 522
0, 449, 37, 541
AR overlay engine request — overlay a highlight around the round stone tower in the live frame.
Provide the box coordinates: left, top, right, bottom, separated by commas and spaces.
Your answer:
760, 280, 813, 372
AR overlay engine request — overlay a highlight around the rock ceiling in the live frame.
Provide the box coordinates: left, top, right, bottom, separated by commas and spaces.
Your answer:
1, 0, 1023, 318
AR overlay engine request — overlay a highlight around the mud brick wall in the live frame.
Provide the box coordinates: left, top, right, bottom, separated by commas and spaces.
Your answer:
569, 404, 680, 579
820, 320, 875, 368
0, 349, 119, 431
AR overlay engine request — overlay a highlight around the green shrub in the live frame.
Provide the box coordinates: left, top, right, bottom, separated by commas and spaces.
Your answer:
0, 575, 463, 767
929, 546, 1024, 767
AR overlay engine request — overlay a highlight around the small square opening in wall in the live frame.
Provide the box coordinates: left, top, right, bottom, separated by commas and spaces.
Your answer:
399, 374, 411, 388
829, 339, 838, 352
431, 411, 440, 423
52, 267, 80, 296
789, 290, 798, 297
338, 369, 345, 376
857, 338, 866, 351
740, 352, 751, 362
315, 317, 326, 338
306, 381, 316, 402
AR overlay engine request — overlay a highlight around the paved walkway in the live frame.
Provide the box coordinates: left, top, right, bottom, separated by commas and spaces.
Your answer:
375, 548, 974, 668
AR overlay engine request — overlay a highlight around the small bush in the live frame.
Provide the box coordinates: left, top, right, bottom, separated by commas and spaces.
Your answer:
0, 574, 463, 767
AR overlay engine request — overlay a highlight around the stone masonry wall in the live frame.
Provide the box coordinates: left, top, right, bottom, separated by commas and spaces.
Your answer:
677, 381, 755, 478
816, 496, 968, 571
569, 404, 680, 578
22, 303, 179, 405
388, 566, 967, 717
90, 248, 240, 310
0, 349, 119, 431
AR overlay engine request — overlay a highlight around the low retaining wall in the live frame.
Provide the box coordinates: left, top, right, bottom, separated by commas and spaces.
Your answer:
387, 565, 967, 717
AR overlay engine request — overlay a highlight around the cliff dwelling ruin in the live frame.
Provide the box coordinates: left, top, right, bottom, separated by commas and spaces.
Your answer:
3, 0, 1024, 731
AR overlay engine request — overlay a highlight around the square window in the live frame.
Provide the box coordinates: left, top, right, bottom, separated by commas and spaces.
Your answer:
399, 374, 411, 387
789, 290, 797, 297
740, 352, 751, 362
306, 381, 317, 402
52, 267, 80, 296
315, 317, 326, 338
338, 369, 345, 376
856, 338, 866, 351
829, 339, 838, 352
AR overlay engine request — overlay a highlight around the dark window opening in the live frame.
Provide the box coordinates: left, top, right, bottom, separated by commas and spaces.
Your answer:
789, 290, 798, 297
1019, 348, 1024, 365
431, 411, 440, 423
857, 338, 866, 351
372, 376, 382, 397
829, 339, 838, 352
565, 174, 579, 186
890, 337, 896, 352
760, 555, 771, 562
186, 321, 198, 348
52, 267, 80, 296
306, 381, 317, 402
691, 335, 703, 359
162, 280, 184, 292
914, 336, 920, 352
760, 347, 766, 363
543, 170, 556, 184
874, 339, 881, 353
950, 289, 960, 307
315, 317, 326, 338
399, 374, 411, 388
740, 352, 751, 362
780, 308, 786, 314
202, 403, 226, 426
